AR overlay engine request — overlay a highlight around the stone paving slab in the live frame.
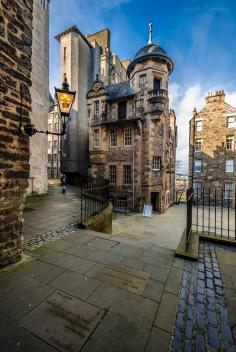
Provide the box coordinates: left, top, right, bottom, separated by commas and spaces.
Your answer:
154, 291, 178, 333
20, 290, 105, 352
142, 278, 164, 302
145, 327, 170, 352
0, 277, 54, 321
63, 243, 97, 258
94, 263, 150, 295
86, 237, 119, 250
82, 312, 149, 352
139, 247, 174, 269
143, 263, 170, 284
110, 242, 146, 260
0, 313, 47, 352
86, 249, 124, 265
55, 254, 96, 274
87, 282, 158, 329
49, 270, 100, 300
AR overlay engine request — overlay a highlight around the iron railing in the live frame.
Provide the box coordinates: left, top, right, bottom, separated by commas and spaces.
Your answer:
78, 179, 109, 226
185, 186, 236, 251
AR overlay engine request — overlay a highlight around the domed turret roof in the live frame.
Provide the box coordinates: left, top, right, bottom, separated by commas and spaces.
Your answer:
127, 24, 174, 77
133, 43, 168, 61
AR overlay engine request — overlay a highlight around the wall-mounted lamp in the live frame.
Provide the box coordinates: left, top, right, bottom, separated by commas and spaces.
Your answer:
22, 75, 76, 137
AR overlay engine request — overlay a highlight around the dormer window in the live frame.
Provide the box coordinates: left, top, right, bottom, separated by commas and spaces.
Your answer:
94, 100, 99, 116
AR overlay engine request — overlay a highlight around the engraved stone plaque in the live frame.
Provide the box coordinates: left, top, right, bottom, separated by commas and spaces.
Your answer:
20, 291, 105, 352
95, 264, 150, 295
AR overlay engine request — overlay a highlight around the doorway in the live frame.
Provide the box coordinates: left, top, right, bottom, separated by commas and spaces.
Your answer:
151, 192, 160, 212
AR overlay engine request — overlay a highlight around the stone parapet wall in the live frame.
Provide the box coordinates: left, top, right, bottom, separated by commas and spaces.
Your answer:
82, 202, 112, 234
0, 0, 33, 267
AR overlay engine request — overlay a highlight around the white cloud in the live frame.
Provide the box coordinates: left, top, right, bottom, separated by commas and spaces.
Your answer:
169, 84, 236, 175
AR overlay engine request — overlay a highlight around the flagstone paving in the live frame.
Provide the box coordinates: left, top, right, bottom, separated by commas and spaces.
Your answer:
0, 229, 183, 352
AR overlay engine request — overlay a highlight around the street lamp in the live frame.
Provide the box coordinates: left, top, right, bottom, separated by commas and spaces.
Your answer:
22, 75, 76, 137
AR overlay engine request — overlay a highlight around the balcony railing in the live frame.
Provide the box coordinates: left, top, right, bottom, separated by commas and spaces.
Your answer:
148, 89, 168, 101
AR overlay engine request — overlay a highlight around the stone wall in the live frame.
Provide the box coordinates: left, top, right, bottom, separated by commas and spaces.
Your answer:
82, 202, 112, 234
28, 0, 49, 195
0, 0, 33, 267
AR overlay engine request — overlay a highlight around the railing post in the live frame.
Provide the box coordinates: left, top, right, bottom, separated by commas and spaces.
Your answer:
186, 187, 193, 252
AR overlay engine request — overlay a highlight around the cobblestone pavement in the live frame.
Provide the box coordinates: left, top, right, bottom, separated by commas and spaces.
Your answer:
23, 223, 77, 250
172, 241, 236, 351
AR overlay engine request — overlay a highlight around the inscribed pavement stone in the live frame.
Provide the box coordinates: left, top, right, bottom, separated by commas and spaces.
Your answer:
49, 271, 100, 300
146, 327, 170, 352
88, 283, 158, 329
20, 291, 105, 352
154, 291, 178, 332
0, 313, 47, 352
95, 263, 150, 295
82, 312, 149, 352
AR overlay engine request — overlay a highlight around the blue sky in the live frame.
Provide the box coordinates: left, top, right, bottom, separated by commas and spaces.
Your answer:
49, 0, 236, 173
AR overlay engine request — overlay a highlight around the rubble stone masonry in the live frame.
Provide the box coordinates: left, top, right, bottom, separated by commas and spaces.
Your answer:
0, 0, 33, 267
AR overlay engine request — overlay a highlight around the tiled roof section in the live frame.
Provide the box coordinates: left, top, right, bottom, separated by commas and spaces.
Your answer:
55, 25, 92, 48
106, 81, 135, 100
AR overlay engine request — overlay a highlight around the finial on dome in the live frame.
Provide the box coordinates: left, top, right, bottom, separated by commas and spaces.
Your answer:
148, 23, 153, 45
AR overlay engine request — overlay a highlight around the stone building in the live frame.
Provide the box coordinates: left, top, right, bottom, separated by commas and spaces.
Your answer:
189, 90, 236, 200
87, 26, 177, 213
0, 0, 33, 266
55, 26, 127, 183
28, 0, 49, 194
48, 94, 61, 178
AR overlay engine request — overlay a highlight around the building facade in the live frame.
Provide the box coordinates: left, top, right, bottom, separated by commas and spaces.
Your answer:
28, 0, 49, 194
55, 26, 127, 183
0, 0, 33, 267
48, 95, 61, 178
189, 90, 236, 200
87, 28, 177, 213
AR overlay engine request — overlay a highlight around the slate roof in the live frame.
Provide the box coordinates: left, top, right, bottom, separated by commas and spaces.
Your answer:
134, 44, 168, 60
106, 81, 135, 101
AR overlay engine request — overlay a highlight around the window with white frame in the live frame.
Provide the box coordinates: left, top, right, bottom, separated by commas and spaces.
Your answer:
139, 74, 146, 86
226, 136, 234, 150
153, 156, 161, 171
123, 165, 131, 184
193, 181, 202, 197
227, 116, 235, 128
109, 165, 116, 184
124, 128, 132, 146
226, 159, 234, 173
225, 182, 233, 200
93, 129, 99, 149
194, 160, 202, 173
94, 100, 99, 116
110, 129, 117, 147
195, 120, 203, 132
195, 139, 203, 152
